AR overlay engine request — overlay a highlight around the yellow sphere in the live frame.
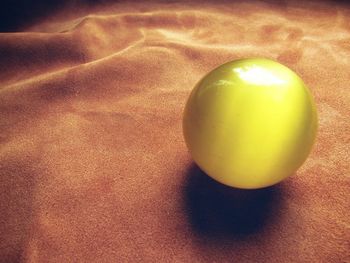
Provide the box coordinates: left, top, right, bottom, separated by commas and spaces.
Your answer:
183, 58, 318, 189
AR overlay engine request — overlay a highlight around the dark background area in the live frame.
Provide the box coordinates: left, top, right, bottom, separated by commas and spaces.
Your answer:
0, 0, 105, 32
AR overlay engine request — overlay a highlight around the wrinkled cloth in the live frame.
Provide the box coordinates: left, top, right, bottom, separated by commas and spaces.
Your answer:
0, 1, 349, 262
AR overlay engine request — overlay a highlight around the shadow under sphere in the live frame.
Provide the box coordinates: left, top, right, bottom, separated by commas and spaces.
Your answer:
184, 163, 285, 239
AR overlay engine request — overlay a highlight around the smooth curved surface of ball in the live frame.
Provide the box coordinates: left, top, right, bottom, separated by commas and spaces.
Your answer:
183, 58, 318, 189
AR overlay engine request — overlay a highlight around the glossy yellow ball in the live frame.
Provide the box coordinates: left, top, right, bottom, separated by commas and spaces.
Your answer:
183, 58, 318, 189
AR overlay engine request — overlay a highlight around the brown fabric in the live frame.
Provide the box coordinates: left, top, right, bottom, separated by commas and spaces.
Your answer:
0, 1, 349, 262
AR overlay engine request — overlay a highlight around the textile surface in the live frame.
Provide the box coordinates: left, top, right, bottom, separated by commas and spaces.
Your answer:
0, 0, 349, 262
